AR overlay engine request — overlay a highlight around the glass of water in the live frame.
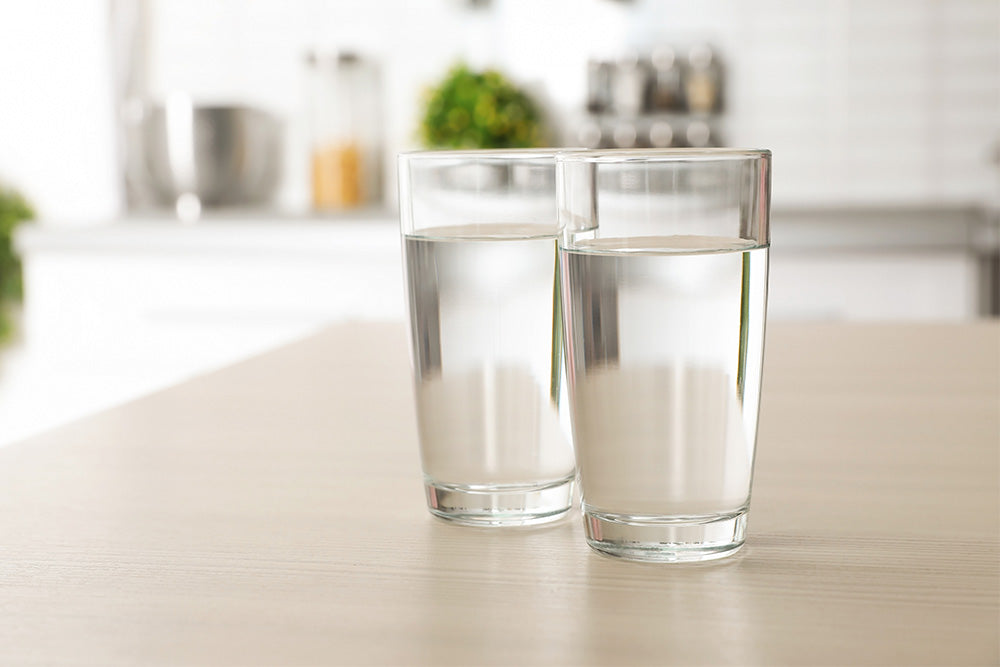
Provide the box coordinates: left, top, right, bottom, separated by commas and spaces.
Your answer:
557, 149, 771, 561
398, 150, 576, 526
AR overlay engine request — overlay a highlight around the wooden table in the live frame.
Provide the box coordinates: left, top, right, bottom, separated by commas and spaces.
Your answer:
1, 322, 997, 665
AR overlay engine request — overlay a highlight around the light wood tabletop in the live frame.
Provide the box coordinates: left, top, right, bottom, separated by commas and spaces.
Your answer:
0, 321, 997, 666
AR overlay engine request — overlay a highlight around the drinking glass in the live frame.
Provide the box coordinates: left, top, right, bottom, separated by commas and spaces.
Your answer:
557, 149, 771, 561
398, 150, 575, 526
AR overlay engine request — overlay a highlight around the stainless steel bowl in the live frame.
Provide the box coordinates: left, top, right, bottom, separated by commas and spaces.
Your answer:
127, 99, 283, 211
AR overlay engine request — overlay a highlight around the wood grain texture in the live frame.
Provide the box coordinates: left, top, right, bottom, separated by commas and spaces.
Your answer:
0, 322, 997, 666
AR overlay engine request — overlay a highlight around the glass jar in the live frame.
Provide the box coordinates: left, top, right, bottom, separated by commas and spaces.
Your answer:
684, 44, 722, 114
305, 51, 382, 211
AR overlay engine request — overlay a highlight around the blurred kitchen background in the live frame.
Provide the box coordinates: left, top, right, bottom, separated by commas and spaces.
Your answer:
0, 0, 997, 445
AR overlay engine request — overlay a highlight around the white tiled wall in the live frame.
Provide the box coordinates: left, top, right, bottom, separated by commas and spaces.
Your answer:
0, 0, 120, 224
146, 0, 998, 211
0, 0, 996, 221
722, 0, 1000, 207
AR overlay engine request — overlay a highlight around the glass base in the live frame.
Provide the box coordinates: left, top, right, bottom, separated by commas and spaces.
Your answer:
425, 475, 575, 527
583, 505, 748, 562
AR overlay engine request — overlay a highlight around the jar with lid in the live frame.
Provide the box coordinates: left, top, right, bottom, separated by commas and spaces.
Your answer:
684, 44, 722, 114
305, 51, 382, 211
611, 51, 650, 116
586, 60, 613, 114
649, 46, 684, 111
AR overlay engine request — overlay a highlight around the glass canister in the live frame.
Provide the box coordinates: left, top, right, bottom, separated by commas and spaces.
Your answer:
684, 44, 723, 114
649, 45, 684, 111
306, 50, 382, 211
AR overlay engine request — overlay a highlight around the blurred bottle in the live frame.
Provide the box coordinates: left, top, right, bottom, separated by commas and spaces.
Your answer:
649, 46, 684, 111
684, 119, 716, 147
612, 122, 639, 148
611, 51, 649, 116
306, 51, 382, 211
648, 119, 675, 147
586, 60, 613, 114
684, 44, 722, 114
575, 118, 605, 148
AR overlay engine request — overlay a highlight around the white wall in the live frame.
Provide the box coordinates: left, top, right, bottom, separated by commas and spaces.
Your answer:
0, 0, 120, 224
0, 0, 997, 223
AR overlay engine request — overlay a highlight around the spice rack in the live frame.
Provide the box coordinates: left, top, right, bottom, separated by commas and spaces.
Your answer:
571, 43, 725, 149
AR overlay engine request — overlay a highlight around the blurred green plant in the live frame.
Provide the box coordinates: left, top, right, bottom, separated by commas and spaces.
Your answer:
419, 63, 545, 149
0, 184, 33, 342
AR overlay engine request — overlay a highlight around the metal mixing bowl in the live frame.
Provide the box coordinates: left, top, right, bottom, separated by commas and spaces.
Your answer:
129, 99, 283, 209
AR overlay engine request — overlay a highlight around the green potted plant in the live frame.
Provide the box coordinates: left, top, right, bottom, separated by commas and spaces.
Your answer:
0, 185, 33, 343
419, 63, 546, 149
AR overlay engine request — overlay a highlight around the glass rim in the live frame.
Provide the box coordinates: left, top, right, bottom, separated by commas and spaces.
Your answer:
556, 148, 771, 163
399, 148, 566, 163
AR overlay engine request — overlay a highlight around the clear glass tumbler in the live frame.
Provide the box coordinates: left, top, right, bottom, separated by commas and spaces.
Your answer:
398, 150, 576, 526
557, 149, 771, 561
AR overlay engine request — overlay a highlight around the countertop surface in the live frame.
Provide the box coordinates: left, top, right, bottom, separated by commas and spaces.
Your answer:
0, 321, 997, 665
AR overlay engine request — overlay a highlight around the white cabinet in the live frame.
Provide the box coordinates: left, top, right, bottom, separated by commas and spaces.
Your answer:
2, 214, 404, 445
768, 207, 996, 321
769, 251, 979, 321
20, 218, 404, 364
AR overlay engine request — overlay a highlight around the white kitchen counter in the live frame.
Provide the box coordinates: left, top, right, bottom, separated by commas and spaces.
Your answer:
17, 205, 997, 321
